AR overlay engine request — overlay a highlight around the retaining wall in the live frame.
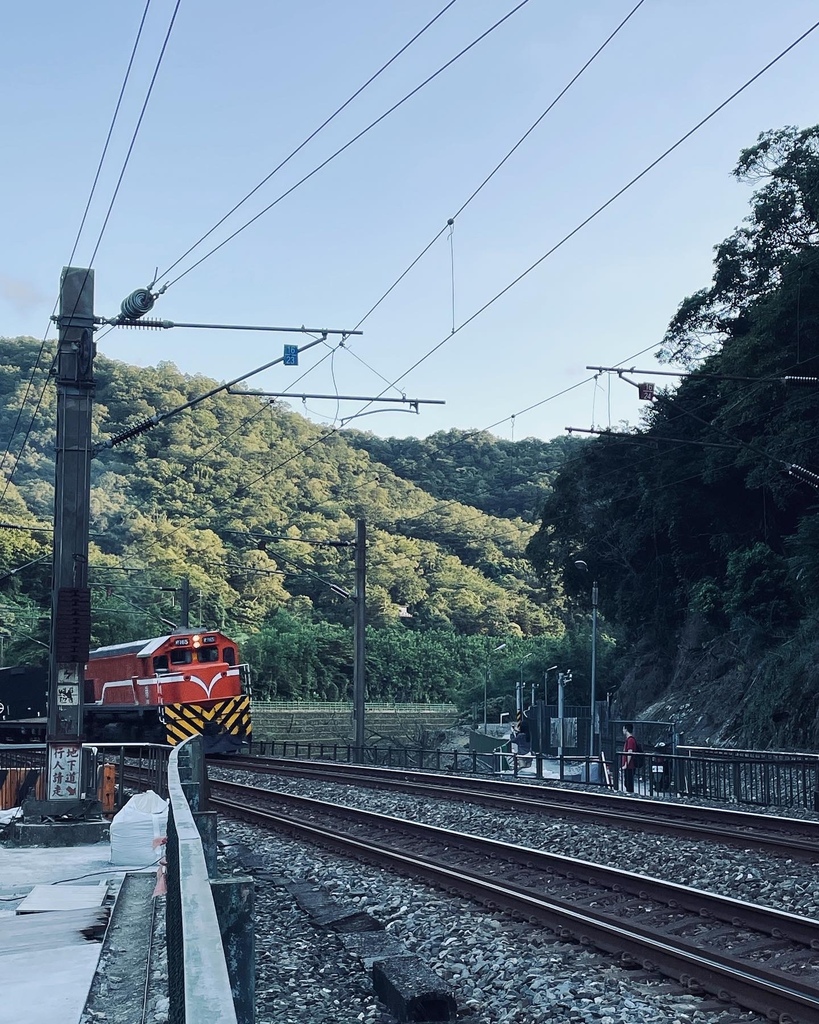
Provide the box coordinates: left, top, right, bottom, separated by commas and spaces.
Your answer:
250, 702, 460, 743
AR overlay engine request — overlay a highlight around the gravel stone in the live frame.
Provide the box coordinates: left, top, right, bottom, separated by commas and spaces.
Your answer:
210, 767, 793, 1022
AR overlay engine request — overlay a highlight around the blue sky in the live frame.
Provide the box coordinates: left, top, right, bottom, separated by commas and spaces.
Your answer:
2, 1, 818, 444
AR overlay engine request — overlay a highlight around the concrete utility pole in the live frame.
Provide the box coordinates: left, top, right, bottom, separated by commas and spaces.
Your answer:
47, 267, 95, 804
352, 518, 366, 758
180, 576, 190, 629
590, 579, 598, 757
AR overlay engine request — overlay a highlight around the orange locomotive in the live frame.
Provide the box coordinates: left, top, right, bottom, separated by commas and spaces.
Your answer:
84, 629, 252, 753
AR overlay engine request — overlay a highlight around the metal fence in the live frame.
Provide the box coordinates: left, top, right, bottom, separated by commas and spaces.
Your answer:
598, 746, 819, 809
0, 742, 172, 813
251, 701, 458, 714
247, 738, 819, 811
671, 749, 819, 808
249, 738, 493, 772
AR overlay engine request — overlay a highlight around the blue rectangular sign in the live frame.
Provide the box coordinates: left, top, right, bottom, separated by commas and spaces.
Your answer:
283, 344, 299, 366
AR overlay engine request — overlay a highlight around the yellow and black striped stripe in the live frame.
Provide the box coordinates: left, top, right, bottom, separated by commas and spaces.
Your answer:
162, 695, 252, 746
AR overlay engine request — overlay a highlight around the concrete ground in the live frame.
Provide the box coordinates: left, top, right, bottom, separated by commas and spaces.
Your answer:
0, 840, 146, 1024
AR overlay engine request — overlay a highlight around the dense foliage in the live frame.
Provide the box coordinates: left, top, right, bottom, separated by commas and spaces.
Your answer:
346, 430, 580, 523
0, 343, 582, 703
527, 126, 819, 746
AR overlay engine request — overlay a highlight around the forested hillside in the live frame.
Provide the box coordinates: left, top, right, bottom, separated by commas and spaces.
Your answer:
346, 430, 580, 523
0, 342, 585, 708
527, 126, 819, 750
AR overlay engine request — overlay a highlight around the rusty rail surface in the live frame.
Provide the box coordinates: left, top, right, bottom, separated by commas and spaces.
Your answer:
211, 754, 819, 861
208, 778, 819, 1024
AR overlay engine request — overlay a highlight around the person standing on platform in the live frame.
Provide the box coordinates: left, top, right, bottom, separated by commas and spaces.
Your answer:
622, 723, 638, 793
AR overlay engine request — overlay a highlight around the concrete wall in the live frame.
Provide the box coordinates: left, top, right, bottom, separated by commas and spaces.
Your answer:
251, 702, 460, 744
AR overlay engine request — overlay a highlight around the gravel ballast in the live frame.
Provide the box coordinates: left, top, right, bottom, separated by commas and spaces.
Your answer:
212, 768, 811, 1023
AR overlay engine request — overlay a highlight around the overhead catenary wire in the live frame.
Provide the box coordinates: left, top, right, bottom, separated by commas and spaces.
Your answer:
90, 16, 819, 555
539, 363, 819, 533
0, 0, 158, 507
84, 0, 182, 271
341, 16, 819, 427
157, 0, 533, 291
152, 0, 461, 286
258, 0, 648, 420
344, 0, 648, 341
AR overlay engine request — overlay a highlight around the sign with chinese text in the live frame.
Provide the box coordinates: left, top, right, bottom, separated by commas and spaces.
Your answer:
48, 743, 82, 800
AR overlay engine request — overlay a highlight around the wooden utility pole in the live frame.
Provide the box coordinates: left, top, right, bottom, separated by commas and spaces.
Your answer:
47, 267, 95, 804
352, 518, 366, 758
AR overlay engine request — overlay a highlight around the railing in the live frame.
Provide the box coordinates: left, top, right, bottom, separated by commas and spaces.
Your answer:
251, 700, 458, 714
83, 743, 170, 811
0, 743, 46, 770
611, 748, 819, 809
249, 739, 494, 772
0, 743, 47, 808
0, 743, 169, 813
166, 736, 253, 1024
246, 738, 819, 811
671, 750, 819, 808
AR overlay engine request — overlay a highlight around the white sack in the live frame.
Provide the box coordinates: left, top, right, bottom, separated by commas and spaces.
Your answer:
109, 789, 168, 866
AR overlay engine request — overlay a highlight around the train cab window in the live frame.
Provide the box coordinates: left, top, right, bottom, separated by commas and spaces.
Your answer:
223, 646, 236, 666
170, 649, 193, 665
196, 647, 219, 663
154, 655, 169, 673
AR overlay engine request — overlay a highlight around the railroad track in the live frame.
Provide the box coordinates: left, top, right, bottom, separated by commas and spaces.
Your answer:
209, 777, 819, 1023
211, 754, 819, 861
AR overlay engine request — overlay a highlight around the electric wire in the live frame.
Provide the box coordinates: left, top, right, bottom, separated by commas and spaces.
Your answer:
0, 0, 179, 507
528, 357, 819, 534
264, 0, 647, 414
159, 0, 533, 290
0, 0, 154, 506
389, 341, 665, 530
100, 0, 648, 440
153, 0, 461, 285
337, 0, 648, 344
85, 0, 183, 271
85, 19, 819, 565
345, 15, 819, 426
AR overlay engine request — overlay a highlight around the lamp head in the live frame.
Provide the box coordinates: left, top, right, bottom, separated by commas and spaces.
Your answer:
574, 560, 588, 571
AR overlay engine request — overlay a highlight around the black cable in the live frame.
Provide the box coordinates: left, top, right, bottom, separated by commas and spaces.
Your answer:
262, 0, 648, 416
98, 0, 645, 460
72, 0, 154, 266
85, 0, 183, 270
0, 0, 170, 508
70, 14, 819, 561
328, 0, 649, 345
0, 354, 56, 506
160, 0, 533, 290
345, 17, 819, 424
153, 0, 460, 285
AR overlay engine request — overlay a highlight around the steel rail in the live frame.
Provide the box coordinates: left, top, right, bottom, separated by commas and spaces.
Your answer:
214, 755, 819, 860
210, 786, 819, 1023
209, 778, 819, 948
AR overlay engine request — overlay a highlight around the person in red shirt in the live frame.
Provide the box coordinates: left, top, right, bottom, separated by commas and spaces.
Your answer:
622, 723, 638, 793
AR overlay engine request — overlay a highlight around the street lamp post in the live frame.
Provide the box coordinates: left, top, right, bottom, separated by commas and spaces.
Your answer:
574, 561, 599, 758
517, 652, 533, 717
483, 642, 506, 732
543, 665, 558, 706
